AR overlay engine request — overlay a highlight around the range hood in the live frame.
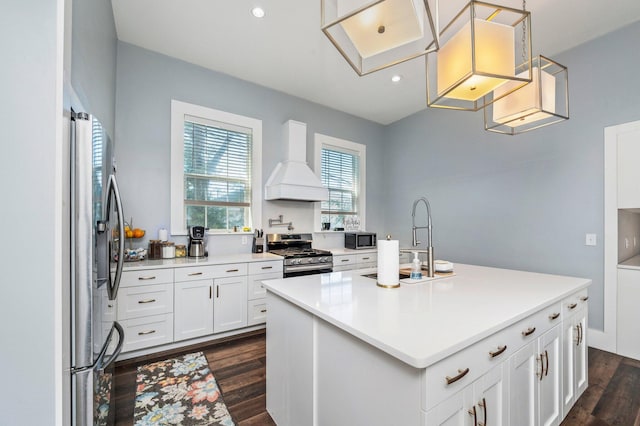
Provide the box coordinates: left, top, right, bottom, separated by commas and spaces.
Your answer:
265, 120, 329, 202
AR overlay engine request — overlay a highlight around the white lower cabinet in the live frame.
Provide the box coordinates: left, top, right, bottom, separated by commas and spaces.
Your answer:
509, 324, 562, 426
425, 363, 507, 426
214, 276, 248, 333
562, 292, 588, 416
174, 279, 214, 341
120, 313, 174, 352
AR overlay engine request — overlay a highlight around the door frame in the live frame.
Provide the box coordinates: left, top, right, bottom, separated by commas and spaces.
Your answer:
599, 119, 640, 353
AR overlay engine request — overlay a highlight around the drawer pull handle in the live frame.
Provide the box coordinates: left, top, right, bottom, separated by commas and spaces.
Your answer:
549, 312, 560, 321
580, 296, 589, 302
138, 299, 156, 304
188, 272, 203, 276
478, 398, 487, 426
544, 350, 549, 377
261, 266, 273, 270
446, 368, 470, 385
210, 286, 212, 299
107, 304, 113, 308
138, 330, 156, 336
260, 309, 267, 313
138, 276, 156, 280
226, 269, 239, 273
362, 257, 370, 260
522, 327, 536, 337
341, 259, 350, 262
489, 345, 507, 358
568, 303, 577, 310
576, 323, 583, 346
467, 405, 478, 426
217, 285, 219, 298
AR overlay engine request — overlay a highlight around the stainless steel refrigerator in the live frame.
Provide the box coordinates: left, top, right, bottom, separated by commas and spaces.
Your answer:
70, 110, 125, 426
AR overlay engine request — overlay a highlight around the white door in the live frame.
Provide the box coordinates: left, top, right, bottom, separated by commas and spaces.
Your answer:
174, 279, 213, 341
424, 386, 474, 426
509, 340, 538, 426
539, 325, 561, 426
214, 276, 248, 333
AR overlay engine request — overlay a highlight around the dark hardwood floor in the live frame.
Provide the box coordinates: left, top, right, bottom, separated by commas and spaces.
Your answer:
114, 331, 640, 425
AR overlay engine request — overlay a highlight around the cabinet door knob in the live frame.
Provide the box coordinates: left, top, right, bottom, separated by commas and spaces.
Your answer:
522, 327, 536, 337
549, 313, 560, 321
446, 368, 470, 385
544, 350, 549, 377
580, 296, 589, 302
467, 405, 478, 426
478, 397, 487, 426
568, 303, 577, 310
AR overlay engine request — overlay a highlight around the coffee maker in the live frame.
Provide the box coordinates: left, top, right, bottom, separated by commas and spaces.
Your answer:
188, 226, 207, 258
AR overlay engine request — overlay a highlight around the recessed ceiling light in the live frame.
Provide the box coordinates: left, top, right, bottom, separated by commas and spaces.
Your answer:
391, 75, 402, 83
251, 7, 265, 18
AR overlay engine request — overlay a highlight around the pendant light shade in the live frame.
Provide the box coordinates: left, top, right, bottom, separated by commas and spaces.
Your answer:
484, 55, 569, 135
426, 1, 531, 111
321, 0, 438, 76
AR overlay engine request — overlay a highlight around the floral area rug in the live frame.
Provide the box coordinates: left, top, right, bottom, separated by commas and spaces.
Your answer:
134, 351, 235, 426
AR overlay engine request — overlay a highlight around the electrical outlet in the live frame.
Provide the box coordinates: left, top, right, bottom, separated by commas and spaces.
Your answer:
241, 236, 248, 245
585, 233, 597, 246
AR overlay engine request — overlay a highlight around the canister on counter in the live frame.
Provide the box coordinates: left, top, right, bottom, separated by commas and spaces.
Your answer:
148, 240, 163, 260
175, 244, 186, 258
162, 242, 176, 259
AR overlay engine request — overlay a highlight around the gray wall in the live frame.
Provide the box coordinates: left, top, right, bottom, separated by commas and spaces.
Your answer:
71, 0, 118, 137
383, 21, 640, 331
0, 1, 62, 423
114, 42, 387, 254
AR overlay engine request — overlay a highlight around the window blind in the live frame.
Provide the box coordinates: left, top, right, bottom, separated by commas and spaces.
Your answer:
183, 119, 252, 230
321, 147, 359, 215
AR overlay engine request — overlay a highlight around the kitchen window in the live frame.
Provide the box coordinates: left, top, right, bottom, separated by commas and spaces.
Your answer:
171, 100, 262, 234
314, 133, 366, 231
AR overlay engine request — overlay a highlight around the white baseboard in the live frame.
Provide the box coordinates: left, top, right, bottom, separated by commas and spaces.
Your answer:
587, 327, 616, 353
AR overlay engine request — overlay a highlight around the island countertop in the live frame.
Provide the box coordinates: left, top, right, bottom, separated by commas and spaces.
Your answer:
262, 263, 590, 369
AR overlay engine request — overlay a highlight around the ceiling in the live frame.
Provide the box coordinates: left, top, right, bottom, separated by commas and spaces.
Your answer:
111, 0, 640, 125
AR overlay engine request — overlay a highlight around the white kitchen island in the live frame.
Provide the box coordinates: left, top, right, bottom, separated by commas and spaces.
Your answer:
263, 263, 590, 426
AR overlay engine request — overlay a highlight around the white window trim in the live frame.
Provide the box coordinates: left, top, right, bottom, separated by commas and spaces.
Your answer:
170, 100, 262, 235
313, 133, 366, 232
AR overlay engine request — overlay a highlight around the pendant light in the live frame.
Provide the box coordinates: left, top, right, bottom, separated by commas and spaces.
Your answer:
426, 1, 531, 111
321, 0, 439, 76
484, 1, 569, 135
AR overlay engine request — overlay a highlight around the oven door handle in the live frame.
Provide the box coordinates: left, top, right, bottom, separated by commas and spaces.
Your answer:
285, 264, 333, 273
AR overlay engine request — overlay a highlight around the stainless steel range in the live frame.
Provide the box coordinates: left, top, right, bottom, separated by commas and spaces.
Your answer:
266, 233, 333, 278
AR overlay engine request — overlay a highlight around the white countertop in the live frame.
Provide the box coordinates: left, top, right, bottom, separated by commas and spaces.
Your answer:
123, 252, 282, 271
263, 263, 590, 369
619, 254, 640, 270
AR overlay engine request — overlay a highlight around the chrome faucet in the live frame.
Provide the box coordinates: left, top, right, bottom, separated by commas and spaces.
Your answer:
411, 197, 434, 277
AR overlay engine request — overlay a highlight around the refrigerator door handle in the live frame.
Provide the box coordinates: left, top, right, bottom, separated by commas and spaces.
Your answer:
106, 174, 125, 300
95, 321, 124, 373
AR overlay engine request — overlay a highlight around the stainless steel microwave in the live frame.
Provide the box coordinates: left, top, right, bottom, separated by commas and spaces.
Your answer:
344, 232, 377, 250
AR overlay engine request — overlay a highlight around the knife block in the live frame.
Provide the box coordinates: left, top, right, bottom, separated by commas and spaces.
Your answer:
252, 237, 264, 253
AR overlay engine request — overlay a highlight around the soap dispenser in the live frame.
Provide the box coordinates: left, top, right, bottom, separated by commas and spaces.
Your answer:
410, 252, 422, 280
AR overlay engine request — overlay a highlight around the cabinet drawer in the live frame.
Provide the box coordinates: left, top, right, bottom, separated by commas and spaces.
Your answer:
248, 272, 282, 300
422, 301, 563, 411
248, 260, 283, 275
175, 263, 247, 282
120, 268, 173, 287
247, 299, 267, 326
334, 254, 357, 266
356, 253, 376, 264
563, 289, 589, 317
117, 283, 173, 320
120, 313, 173, 352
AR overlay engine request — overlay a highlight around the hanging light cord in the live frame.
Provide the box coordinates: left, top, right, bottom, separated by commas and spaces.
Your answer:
522, 0, 527, 65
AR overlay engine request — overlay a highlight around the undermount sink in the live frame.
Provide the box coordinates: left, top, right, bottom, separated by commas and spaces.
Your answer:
361, 272, 410, 280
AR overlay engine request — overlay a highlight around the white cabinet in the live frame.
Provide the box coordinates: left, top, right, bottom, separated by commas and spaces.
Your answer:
117, 269, 174, 352
425, 363, 507, 426
214, 275, 248, 333
247, 260, 283, 325
331, 250, 377, 272
509, 324, 562, 426
617, 268, 640, 359
174, 279, 213, 341
562, 290, 589, 416
617, 130, 640, 208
